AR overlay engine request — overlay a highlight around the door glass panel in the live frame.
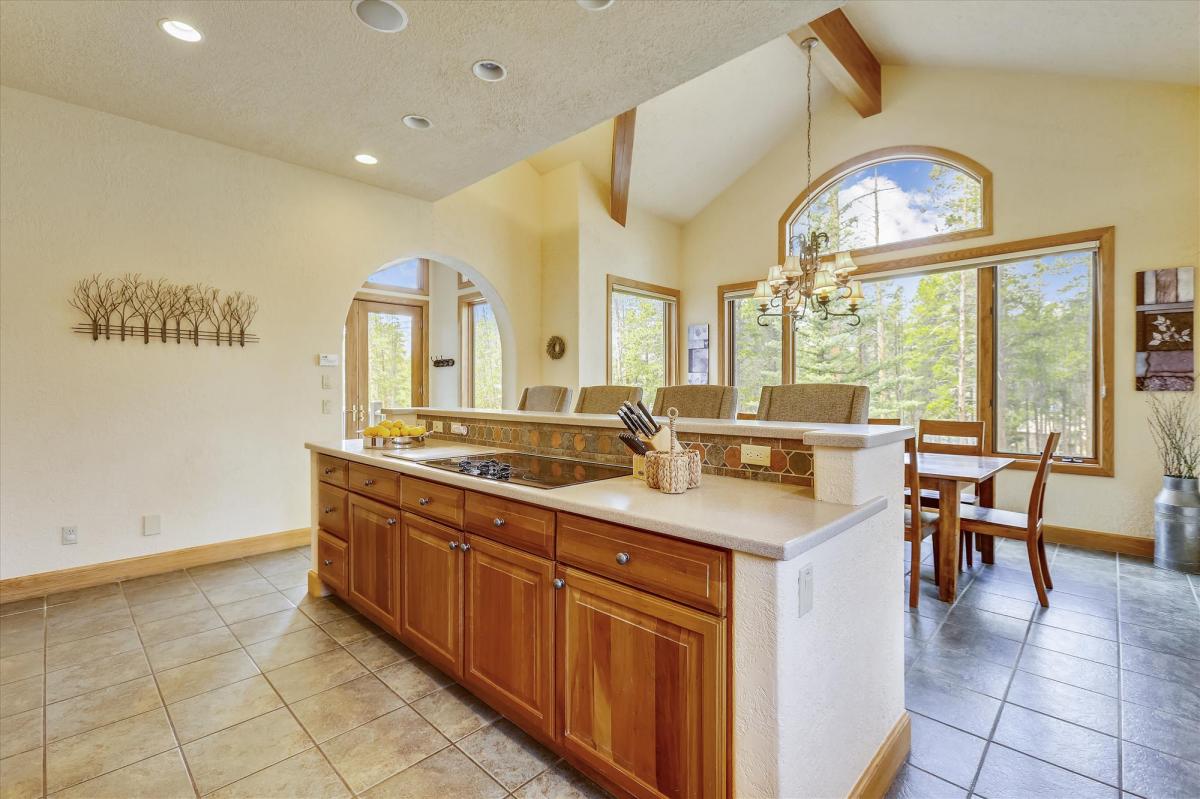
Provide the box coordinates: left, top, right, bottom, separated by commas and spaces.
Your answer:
610, 291, 671, 408
367, 308, 415, 409
471, 302, 503, 409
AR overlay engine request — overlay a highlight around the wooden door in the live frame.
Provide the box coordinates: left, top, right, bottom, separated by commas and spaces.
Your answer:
557, 566, 725, 799
399, 513, 464, 677
463, 535, 555, 740
344, 297, 428, 437
347, 494, 400, 631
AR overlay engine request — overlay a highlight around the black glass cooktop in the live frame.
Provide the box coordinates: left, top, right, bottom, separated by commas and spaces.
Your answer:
421, 452, 632, 489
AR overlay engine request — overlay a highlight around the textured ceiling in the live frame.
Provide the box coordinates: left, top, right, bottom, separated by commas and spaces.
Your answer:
0, 0, 837, 200
846, 0, 1200, 86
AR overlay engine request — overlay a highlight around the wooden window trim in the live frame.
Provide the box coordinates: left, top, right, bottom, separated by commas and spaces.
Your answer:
776, 145, 994, 264
606, 275, 681, 387
363, 257, 430, 296
458, 291, 485, 407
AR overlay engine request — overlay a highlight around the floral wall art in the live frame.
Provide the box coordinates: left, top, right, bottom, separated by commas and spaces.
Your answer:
1136, 266, 1193, 391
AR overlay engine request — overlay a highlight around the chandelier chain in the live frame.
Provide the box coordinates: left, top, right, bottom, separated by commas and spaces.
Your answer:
805, 39, 812, 189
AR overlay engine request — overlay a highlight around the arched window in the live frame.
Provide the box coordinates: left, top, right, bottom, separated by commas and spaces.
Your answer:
778, 146, 992, 261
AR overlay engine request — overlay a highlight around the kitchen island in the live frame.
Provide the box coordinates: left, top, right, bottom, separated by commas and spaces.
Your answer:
305, 411, 911, 799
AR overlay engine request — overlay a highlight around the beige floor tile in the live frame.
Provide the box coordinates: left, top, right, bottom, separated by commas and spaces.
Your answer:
181, 707, 310, 795
229, 608, 314, 646
320, 706, 448, 794
376, 658, 453, 702
296, 595, 356, 625
0, 620, 43, 657
0, 746, 42, 799
410, 685, 499, 742
246, 550, 310, 577
50, 748, 195, 799
245, 626, 338, 672
46, 607, 133, 647
361, 746, 506, 799
46, 649, 150, 703
344, 635, 415, 671
0, 610, 43, 633
123, 577, 202, 608
188, 558, 249, 578
1, 650, 44, 686
167, 674, 283, 744
266, 567, 310, 591
120, 570, 188, 591
45, 625, 142, 672
279, 584, 309, 604
156, 649, 260, 704
145, 626, 240, 673
46, 675, 162, 743
214, 592, 293, 625
207, 747, 351, 799
289, 674, 404, 743
0, 598, 43, 618
201, 577, 275, 607
190, 564, 262, 591
0, 707, 42, 758
129, 591, 212, 625
45, 593, 128, 624
320, 615, 378, 645
513, 762, 608, 799
265, 649, 367, 703
458, 719, 558, 790
46, 582, 120, 606
46, 707, 177, 794
0, 675, 42, 718
137, 607, 224, 646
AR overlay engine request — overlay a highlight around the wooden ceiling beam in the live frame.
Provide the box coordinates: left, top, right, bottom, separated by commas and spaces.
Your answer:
609, 108, 636, 227
792, 9, 881, 118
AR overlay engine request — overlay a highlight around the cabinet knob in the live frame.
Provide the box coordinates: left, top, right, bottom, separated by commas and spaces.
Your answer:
448, 541, 460, 550
461, 542, 471, 553
364, 479, 376, 487
386, 517, 397, 526
418, 497, 431, 506
322, 467, 335, 475
492, 517, 506, 527
322, 505, 335, 514
322, 559, 333, 566
553, 578, 565, 590
615, 552, 631, 565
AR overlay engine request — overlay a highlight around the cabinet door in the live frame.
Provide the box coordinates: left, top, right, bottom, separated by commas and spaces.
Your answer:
463, 535, 555, 740
399, 513, 464, 677
557, 567, 725, 799
347, 493, 400, 632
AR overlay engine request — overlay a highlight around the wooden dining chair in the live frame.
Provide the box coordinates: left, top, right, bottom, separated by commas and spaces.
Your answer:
904, 435, 939, 608
959, 432, 1060, 607
915, 419, 986, 566
868, 417, 901, 425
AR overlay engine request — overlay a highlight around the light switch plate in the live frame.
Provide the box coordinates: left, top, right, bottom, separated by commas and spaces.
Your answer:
318, 354, 339, 367
798, 563, 814, 618
143, 514, 161, 536
321, 374, 333, 390
321, 399, 333, 415
740, 444, 771, 466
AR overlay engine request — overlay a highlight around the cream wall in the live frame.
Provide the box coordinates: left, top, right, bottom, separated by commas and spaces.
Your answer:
681, 66, 1200, 537
0, 87, 543, 578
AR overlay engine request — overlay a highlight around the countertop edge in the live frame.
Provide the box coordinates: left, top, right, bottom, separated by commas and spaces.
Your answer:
779, 495, 890, 560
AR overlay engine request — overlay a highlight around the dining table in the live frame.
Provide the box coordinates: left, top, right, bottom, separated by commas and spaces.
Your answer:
906, 451, 1015, 602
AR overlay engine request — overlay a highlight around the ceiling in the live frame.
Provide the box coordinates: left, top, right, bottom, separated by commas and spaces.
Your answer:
0, 0, 836, 201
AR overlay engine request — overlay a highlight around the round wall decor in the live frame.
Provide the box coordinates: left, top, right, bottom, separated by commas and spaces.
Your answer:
545, 335, 566, 360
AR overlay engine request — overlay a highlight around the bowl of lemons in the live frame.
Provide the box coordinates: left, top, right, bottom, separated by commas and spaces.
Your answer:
361, 420, 428, 449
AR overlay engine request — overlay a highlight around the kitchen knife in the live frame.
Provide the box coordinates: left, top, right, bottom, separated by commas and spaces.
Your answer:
622, 402, 655, 437
618, 432, 648, 456
635, 400, 661, 433
616, 407, 642, 436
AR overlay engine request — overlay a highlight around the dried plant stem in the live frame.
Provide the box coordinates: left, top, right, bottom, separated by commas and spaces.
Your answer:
1147, 394, 1200, 479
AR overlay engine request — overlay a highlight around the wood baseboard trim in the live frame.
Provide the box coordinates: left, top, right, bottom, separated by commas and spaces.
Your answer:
849, 712, 910, 799
0, 528, 310, 603
1044, 525, 1154, 558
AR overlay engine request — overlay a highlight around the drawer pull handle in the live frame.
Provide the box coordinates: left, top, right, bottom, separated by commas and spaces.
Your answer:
461, 542, 471, 553
493, 517, 506, 527
418, 497, 432, 506
615, 552, 631, 566
322, 506, 336, 514
363, 479, 376, 487
553, 578, 565, 590
386, 517, 397, 526
448, 541, 459, 550
322, 559, 333, 566
322, 467, 335, 475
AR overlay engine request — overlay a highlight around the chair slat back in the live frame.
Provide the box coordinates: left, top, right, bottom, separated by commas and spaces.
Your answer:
1026, 432, 1060, 528
904, 435, 919, 511
869, 417, 901, 425
918, 419, 985, 456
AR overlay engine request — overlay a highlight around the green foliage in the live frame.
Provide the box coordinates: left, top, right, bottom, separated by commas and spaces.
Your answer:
610, 292, 668, 408
367, 311, 413, 408
730, 298, 782, 413
471, 303, 503, 409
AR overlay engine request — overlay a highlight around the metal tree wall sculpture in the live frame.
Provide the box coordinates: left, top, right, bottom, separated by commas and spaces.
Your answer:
69, 274, 260, 347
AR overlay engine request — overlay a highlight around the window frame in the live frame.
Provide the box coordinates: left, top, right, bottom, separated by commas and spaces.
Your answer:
458, 291, 501, 409
605, 274, 680, 391
777, 145, 994, 264
362, 257, 430, 296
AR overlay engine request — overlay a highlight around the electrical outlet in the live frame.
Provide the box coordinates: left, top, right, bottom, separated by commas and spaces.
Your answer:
450, 423, 468, 436
740, 444, 771, 466
61, 525, 78, 545
143, 514, 162, 536
798, 563, 814, 618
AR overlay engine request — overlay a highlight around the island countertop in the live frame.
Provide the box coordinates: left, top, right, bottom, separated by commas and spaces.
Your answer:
306, 439, 889, 560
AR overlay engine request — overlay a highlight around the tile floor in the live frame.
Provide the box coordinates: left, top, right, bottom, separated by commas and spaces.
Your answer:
892, 538, 1200, 799
0, 547, 607, 799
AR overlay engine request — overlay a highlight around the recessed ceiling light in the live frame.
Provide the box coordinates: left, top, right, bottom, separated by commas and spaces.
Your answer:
402, 115, 432, 130
472, 60, 508, 82
158, 19, 203, 42
354, 153, 379, 165
352, 0, 408, 33
576, 0, 614, 10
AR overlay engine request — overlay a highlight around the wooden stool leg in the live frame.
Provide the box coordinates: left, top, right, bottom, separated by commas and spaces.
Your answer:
931, 529, 941, 586
1027, 535, 1050, 607
963, 531, 974, 568
978, 478, 996, 565
909, 533, 921, 608
1037, 533, 1053, 590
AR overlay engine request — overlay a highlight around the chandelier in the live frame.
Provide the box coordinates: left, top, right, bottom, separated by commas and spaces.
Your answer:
755, 37, 864, 328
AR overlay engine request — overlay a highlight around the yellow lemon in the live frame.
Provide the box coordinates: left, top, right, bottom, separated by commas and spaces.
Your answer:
410, 425, 426, 436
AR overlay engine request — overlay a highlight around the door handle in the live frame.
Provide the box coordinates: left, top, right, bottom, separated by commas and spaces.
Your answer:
553, 578, 565, 590
461, 542, 471, 553
386, 517, 397, 526
448, 540, 460, 550
492, 518, 506, 527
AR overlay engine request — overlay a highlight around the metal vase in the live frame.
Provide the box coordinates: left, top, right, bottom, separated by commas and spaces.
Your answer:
1154, 476, 1200, 573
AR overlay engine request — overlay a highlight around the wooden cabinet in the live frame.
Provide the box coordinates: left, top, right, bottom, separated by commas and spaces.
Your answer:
317, 484, 348, 540
316, 530, 347, 596
557, 566, 726, 799
317, 455, 348, 487
347, 493, 400, 631
402, 476, 464, 528
349, 462, 402, 505
399, 513, 464, 677
465, 491, 555, 558
463, 534, 556, 740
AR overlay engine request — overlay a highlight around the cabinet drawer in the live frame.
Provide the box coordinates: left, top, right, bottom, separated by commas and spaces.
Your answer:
557, 513, 727, 615
464, 491, 555, 558
403, 477, 464, 528
317, 455, 348, 488
348, 462, 401, 504
317, 484, 348, 539
317, 531, 347, 595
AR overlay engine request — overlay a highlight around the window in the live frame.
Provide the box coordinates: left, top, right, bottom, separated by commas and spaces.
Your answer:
344, 297, 427, 436
607, 276, 679, 409
779, 146, 992, 261
460, 294, 502, 409
363, 258, 429, 295
719, 283, 782, 415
